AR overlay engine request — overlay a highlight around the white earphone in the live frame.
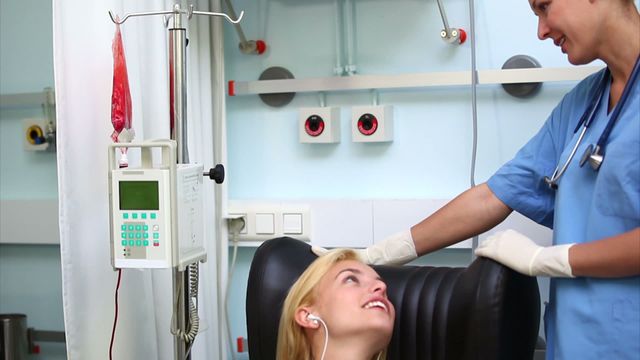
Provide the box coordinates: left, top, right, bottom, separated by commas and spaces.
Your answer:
306, 313, 328, 360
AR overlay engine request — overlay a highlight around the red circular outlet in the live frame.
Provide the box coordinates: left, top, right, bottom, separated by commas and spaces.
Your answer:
357, 113, 378, 135
305, 115, 325, 137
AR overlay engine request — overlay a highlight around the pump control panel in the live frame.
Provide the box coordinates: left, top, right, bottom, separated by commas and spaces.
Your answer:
108, 140, 206, 270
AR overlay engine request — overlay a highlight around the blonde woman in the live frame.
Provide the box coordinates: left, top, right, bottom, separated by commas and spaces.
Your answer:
276, 249, 395, 360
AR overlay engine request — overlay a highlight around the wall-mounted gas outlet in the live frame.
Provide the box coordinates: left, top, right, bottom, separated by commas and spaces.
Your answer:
228, 203, 311, 242
299, 107, 340, 143
22, 118, 52, 151
351, 105, 394, 143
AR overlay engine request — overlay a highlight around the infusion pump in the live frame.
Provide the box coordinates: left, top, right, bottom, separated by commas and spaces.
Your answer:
108, 140, 206, 270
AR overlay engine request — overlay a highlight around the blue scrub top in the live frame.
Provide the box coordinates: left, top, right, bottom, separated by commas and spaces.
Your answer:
487, 69, 640, 360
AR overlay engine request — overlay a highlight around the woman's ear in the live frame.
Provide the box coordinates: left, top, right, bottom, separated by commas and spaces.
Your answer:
295, 307, 320, 329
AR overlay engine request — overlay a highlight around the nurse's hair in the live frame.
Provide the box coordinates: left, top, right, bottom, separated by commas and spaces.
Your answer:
276, 248, 387, 360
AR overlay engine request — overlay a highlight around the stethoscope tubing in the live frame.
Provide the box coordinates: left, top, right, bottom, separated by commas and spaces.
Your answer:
545, 123, 589, 186
545, 55, 640, 189
594, 55, 640, 151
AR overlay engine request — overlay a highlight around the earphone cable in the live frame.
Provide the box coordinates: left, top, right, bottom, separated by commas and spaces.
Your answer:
316, 318, 329, 360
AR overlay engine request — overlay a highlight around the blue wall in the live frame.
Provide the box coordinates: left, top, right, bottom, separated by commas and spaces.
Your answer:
0, 0, 65, 358
1, 0, 611, 358
220, 0, 581, 356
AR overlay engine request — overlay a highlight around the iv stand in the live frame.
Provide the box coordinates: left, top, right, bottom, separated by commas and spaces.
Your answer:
109, 5, 243, 360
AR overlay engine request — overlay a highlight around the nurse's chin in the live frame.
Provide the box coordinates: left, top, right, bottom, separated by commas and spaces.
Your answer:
565, 52, 598, 67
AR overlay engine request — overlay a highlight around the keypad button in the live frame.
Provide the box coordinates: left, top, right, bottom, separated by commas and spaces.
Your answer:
121, 240, 127, 246
123, 213, 129, 219
121, 232, 127, 239
151, 213, 157, 219
143, 240, 149, 246
143, 233, 149, 239
135, 225, 142, 231
153, 233, 159, 239
153, 242, 159, 247
135, 233, 141, 239
143, 225, 148, 231
128, 232, 134, 239
152, 225, 159, 231
129, 240, 135, 246
136, 240, 142, 246
128, 225, 134, 231
121, 225, 127, 231
132, 213, 138, 219
141, 213, 147, 219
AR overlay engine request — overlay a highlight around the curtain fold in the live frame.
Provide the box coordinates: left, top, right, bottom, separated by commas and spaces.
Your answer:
53, 0, 220, 358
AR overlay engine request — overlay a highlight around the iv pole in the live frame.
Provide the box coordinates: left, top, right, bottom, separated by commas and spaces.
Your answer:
109, 4, 242, 359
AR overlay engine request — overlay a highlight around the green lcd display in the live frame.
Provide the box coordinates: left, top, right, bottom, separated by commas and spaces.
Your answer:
119, 181, 160, 210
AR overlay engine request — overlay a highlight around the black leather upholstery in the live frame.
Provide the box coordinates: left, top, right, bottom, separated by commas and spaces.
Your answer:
246, 237, 540, 360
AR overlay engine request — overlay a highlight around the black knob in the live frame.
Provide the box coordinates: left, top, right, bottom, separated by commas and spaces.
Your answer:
204, 164, 225, 184
308, 116, 321, 132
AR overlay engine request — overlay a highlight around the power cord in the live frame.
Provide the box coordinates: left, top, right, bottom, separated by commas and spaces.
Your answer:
468, 0, 480, 260
225, 217, 245, 360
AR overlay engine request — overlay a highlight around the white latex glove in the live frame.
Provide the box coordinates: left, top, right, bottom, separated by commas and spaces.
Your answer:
475, 229, 575, 277
311, 230, 418, 265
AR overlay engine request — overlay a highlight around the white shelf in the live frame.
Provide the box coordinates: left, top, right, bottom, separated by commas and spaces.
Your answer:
0, 89, 55, 109
1, 199, 60, 244
228, 66, 602, 96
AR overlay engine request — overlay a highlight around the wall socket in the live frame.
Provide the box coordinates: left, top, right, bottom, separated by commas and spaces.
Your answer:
22, 118, 52, 151
351, 105, 394, 142
228, 203, 311, 243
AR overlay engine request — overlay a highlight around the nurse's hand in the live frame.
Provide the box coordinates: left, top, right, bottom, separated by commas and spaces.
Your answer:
475, 229, 575, 277
311, 230, 418, 265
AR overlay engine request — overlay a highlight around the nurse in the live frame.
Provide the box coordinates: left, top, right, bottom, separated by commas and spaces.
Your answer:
314, 0, 640, 358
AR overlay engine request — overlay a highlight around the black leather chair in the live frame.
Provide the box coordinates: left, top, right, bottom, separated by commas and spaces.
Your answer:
247, 237, 540, 360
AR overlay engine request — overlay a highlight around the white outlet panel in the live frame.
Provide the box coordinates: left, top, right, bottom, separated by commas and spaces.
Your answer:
352, 105, 394, 142
228, 203, 311, 243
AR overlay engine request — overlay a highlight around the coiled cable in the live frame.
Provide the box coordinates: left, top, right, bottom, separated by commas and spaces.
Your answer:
171, 262, 200, 353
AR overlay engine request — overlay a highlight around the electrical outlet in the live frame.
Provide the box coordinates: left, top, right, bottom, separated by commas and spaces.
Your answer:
299, 107, 340, 143
228, 204, 311, 242
351, 105, 394, 142
22, 118, 51, 151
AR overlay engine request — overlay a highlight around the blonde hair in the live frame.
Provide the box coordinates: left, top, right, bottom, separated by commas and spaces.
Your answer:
276, 248, 387, 360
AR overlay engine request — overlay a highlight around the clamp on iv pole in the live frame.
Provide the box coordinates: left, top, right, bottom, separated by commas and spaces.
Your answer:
108, 4, 242, 359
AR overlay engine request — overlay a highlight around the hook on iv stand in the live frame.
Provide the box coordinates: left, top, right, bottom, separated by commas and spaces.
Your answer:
106, 3, 244, 164
108, 4, 243, 26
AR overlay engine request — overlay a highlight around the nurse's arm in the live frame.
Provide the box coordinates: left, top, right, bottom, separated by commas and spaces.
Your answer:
410, 183, 512, 255
569, 228, 640, 277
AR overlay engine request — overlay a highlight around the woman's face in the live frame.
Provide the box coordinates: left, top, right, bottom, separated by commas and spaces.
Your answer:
312, 260, 395, 342
529, 0, 602, 65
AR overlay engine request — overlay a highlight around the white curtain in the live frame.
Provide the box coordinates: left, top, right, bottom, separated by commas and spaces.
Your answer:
53, 0, 223, 358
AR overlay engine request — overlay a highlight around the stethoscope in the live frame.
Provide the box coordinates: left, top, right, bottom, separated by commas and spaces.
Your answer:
544, 56, 640, 190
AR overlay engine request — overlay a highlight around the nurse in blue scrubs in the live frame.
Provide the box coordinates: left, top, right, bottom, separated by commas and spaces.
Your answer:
313, 0, 640, 358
